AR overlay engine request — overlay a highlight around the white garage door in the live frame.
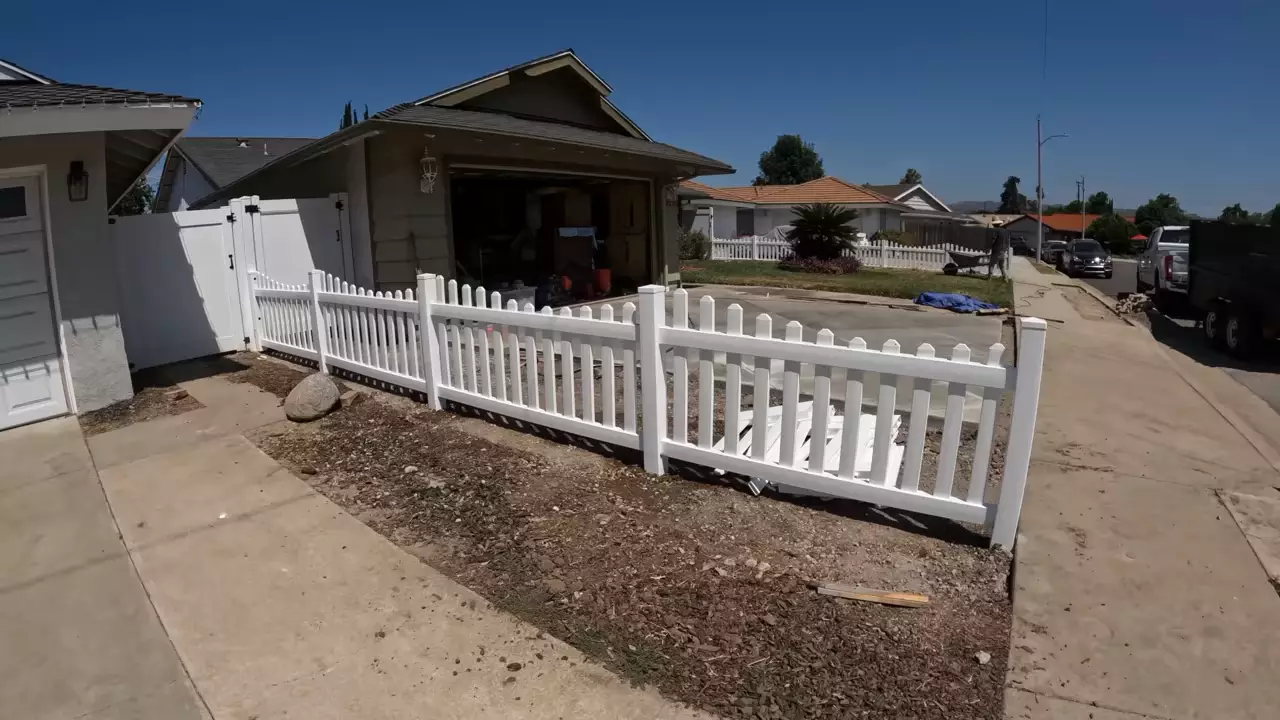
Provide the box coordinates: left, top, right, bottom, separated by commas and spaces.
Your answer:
0, 173, 69, 430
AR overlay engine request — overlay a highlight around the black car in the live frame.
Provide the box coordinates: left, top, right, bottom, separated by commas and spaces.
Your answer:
1061, 239, 1113, 278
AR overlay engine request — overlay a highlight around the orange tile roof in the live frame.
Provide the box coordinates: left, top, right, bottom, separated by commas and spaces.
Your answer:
1025, 213, 1136, 232
679, 176, 897, 205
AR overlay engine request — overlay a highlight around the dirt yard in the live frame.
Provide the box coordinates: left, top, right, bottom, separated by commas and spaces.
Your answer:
78, 369, 203, 436
234, 352, 1012, 719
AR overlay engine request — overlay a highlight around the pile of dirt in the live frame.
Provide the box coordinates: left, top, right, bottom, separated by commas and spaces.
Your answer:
78, 370, 203, 436
235, 353, 1012, 719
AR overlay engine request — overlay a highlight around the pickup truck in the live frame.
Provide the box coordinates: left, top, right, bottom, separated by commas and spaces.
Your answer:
1136, 226, 1189, 308
1188, 221, 1280, 357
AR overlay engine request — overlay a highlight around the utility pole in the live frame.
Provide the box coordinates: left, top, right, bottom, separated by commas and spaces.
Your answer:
1076, 175, 1086, 241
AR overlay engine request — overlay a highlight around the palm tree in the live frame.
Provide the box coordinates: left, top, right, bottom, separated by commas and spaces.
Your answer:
785, 203, 860, 259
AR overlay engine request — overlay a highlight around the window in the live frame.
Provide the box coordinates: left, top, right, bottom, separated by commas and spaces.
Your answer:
736, 208, 754, 236
0, 185, 27, 220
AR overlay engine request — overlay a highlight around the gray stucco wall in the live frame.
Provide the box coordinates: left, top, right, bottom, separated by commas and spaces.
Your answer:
0, 132, 133, 412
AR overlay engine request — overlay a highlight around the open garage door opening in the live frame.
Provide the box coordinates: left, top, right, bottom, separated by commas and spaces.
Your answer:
449, 168, 652, 307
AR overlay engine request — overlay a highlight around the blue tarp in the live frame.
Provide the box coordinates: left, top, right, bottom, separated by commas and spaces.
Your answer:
913, 292, 999, 313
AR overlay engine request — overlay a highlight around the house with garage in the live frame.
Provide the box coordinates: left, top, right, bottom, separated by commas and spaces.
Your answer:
193, 49, 733, 295
678, 176, 910, 240
154, 136, 315, 212
0, 58, 198, 429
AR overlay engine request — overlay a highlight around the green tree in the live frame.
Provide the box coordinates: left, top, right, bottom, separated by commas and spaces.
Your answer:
785, 203, 859, 259
1085, 191, 1113, 215
363, 104, 369, 121
1267, 202, 1280, 226
340, 101, 353, 130
998, 176, 1028, 213
754, 135, 824, 186
1134, 193, 1189, 235
1220, 203, 1250, 223
114, 179, 154, 215
899, 168, 922, 184
1086, 213, 1138, 253
1061, 199, 1083, 214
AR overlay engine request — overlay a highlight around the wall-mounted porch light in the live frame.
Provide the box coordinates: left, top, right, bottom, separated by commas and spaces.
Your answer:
67, 161, 89, 202
419, 146, 438, 194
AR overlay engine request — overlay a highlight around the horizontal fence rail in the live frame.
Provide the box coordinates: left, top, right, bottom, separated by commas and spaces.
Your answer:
708, 236, 988, 272
249, 270, 1046, 550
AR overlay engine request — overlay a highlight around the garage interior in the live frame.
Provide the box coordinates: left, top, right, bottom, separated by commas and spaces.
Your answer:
449, 168, 652, 307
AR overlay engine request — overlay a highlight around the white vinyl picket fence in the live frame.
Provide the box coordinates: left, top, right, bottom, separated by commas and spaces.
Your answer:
249, 270, 1045, 549
709, 236, 986, 272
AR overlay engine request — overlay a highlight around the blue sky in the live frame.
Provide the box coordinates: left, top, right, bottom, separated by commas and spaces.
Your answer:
5, 1, 1278, 215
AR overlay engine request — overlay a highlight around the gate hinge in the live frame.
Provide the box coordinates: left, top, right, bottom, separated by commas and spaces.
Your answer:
245, 204, 260, 214
334, 199, 344, 211
226, 212, 236, 223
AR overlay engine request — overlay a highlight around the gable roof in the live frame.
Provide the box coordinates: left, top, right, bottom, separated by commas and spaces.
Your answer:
176, 137, 317, 187
400, 49, 649, 141
864, 183, 914, 199
0, 58, 54, 84
680, 176, 899, 206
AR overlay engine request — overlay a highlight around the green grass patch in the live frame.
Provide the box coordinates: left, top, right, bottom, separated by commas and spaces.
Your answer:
681, 260, 1013, 307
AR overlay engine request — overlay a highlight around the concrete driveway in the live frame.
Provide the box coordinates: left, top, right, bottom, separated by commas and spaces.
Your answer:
673, 285, 1005, 420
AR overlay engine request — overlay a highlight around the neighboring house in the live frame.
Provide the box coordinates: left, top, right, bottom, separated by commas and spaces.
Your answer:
154, 137, 316, 211
863, 183, 952, 214
0, 58, 197, 428
966, 213, 1024, 228
1001, 213, 1134, 248
194, 49, 732, 291
864, 182, 975, 245
678, 177, 908, 240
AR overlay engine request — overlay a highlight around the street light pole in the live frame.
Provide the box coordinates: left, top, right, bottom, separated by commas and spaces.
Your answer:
1035, 115, 1068, 262
1078, 175, 1086, 242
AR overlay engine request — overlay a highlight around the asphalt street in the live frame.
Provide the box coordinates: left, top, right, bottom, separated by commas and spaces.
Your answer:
1078, 257, 1137, 299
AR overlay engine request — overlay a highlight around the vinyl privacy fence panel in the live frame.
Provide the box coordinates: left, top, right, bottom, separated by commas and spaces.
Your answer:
249, 271, 1045, 550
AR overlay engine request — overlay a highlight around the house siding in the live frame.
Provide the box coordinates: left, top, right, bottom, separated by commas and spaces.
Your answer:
366, 132, 452, 291
459, 69, 623, 134
0, 131, 132, 411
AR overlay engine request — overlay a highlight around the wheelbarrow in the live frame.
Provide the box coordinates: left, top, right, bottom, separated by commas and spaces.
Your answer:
942, 250, 992, 276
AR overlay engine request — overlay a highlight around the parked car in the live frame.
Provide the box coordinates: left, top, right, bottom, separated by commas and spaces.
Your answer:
1010, 234, 1033, 256
1136, 226, 1189, 309
1061, 238, 1113, 278
1040, 240, 1067, 266
1189, 221, 1280, 358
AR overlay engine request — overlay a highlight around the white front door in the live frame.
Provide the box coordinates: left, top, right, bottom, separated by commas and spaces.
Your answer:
0, 173, 69, 430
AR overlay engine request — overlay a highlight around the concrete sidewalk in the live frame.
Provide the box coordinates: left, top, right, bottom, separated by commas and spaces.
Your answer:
0, 418, 206, 720
82, 370, 705, 719
1006, 256, 1280, 719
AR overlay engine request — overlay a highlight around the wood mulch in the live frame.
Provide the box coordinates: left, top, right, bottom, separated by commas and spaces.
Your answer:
78, 369, 203, 436
233, 349, 1013, 720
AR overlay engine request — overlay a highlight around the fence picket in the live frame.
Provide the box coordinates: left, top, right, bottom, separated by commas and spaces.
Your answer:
558, 307, 576, 418
723, 304, 743, 455
933, 344, 970, 498
870, 340, 900, 486
780, 321, 803, 467
540, 306, 557, 413
967, 343, 1006, 504
506, 300, 521, 405
579, 306, 595, 423
621, 302, 637, 433
751, 314, 772, 461
523, 303, 539, 408
809, 330, 835, 472
600, 305, 616, 428
698, 295, 715, 448
899, 343, 935, 492
671, 289, 689, 443
837, 338, 867, 479
475, 288, 492, 397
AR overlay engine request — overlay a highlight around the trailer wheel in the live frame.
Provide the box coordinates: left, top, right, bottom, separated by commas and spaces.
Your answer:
1225, 310, 1260, 359
1203, 304, 1225, 349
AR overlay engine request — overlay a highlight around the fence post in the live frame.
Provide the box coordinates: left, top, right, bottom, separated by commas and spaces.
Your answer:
988, 317, 1047, 550
750, 235, 759, 261
307, 269, 329, 374
417, 273, 443, 410
879, 234, 888, 267
636, 285, 667, 475
246, 270, 262, 352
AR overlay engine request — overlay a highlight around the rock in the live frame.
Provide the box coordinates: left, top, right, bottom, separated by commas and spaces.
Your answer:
761, 613, 778, 627
403, 465, 419, 474
544, 578, 567, 594
284, 373, 340, 422
975, 651, 991, 665
299, 466, 318, 476
164, 388, 189, 401
339, 390, 364, 408
535, 555, 556, 573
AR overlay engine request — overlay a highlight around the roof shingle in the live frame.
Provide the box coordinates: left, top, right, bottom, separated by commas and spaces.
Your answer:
0, 82, 198, 108
177, 137, 318, 188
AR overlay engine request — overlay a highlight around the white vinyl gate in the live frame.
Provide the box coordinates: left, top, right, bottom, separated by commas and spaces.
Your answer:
111, 193, 352, 370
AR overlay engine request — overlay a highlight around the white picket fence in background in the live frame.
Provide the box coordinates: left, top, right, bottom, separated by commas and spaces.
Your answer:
709, 236, 983, 272
250, 269, 1046, 549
